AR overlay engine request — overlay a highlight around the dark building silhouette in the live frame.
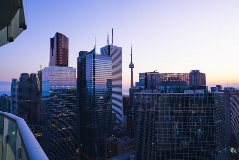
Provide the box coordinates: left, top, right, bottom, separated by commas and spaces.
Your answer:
77, 48, 112, 159
18, 73, 41, 122
49, 32, 69, 67
0, 94, 10, 112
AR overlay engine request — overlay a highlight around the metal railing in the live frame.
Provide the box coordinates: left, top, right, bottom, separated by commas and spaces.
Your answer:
0, 111, 48, 160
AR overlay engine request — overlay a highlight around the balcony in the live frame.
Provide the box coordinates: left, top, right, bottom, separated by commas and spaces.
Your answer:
0, 0, 27, 47
0, 111, 48, 160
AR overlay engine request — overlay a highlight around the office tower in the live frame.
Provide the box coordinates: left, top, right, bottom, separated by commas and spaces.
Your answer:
101, 44, 123, 124
11, 78, 18, 115
18, 73, 40, 122
134, 92, 228, 160
37, 70, 43, 121
49, 32, 69, 67
0, 94, 10, 112
77, 49, 112, 159
42, 66, 77, 160
223, 90, 239, 159
189, 70, 206, 86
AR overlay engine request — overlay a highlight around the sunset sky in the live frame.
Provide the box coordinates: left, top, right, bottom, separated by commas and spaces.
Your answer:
1, 0, 239, 94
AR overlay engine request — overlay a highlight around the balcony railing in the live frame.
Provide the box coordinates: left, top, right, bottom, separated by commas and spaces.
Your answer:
0, 111, 48, 160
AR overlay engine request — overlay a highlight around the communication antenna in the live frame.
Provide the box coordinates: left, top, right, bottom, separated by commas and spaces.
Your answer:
107, 33, 109, 45
95, 37, 96, 50
112, 28, 113, 45
40, 65, 42, 71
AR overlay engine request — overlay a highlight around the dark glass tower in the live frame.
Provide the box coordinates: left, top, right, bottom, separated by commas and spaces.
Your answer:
49, 32, 69, 67
77, 48, 112, 159
134, 92, 228, 160
42, 66, 77, 160
11, 78, 18, 115
18, 73, 40, 122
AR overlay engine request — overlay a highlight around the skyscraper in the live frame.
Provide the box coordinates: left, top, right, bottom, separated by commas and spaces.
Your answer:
42, 66, 77, 160
77, 48, 112, 159
101, 44, 123, 124
18, 73, 40, 122
49, 32, 69, 67
10, 78, 18, 115
134, 92, 228, 160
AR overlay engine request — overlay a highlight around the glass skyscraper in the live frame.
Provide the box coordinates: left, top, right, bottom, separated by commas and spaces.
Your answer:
101, 45, 123, 124
42, 66, 77, 160
134, 92, 228, 160
10, 79, 18, 115
77, 48, 112, 159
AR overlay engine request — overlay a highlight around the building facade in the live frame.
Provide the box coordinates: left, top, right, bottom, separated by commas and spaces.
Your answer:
134, 92, 228, 160
223, 90, 239, 159
77, 49, 112, 159
189, 70, 206, 86
42, 66, 77, 160
49, 32, 69, 67
101, 45, 123, 124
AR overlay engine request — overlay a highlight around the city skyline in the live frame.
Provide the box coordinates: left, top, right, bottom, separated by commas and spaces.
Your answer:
1, 0, 239, 93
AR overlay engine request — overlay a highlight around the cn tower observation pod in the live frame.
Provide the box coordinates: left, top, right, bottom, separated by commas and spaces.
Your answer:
0, 0, 27, 47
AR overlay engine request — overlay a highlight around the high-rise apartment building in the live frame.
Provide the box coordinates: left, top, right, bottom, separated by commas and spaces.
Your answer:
18, 73, 40, 122
49, 32, 69, 67
134, 92, 228, 160
101, 44, 123, 124
42, 66, 77, 160
11, 78, 18, 115
77, 48, 112, 159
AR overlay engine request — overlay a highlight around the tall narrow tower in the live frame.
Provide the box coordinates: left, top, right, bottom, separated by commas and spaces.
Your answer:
129, 45, 134, 88
49, 32, 69, 67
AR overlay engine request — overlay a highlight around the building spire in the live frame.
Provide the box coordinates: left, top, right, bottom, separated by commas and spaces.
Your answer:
112, 28, 113, 45
95, 37, 96, 50
107, 33, 109, 45
131, 44, 132, 62
129, 44, 134, 88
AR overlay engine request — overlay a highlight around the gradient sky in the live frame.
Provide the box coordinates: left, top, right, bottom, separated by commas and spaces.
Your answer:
0, 0, 239, 92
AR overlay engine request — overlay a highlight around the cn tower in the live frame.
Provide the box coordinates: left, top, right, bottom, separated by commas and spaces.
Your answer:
129, 45, 134, 88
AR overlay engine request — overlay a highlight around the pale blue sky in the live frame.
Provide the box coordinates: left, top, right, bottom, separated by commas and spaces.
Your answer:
0, 0, 239, 92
